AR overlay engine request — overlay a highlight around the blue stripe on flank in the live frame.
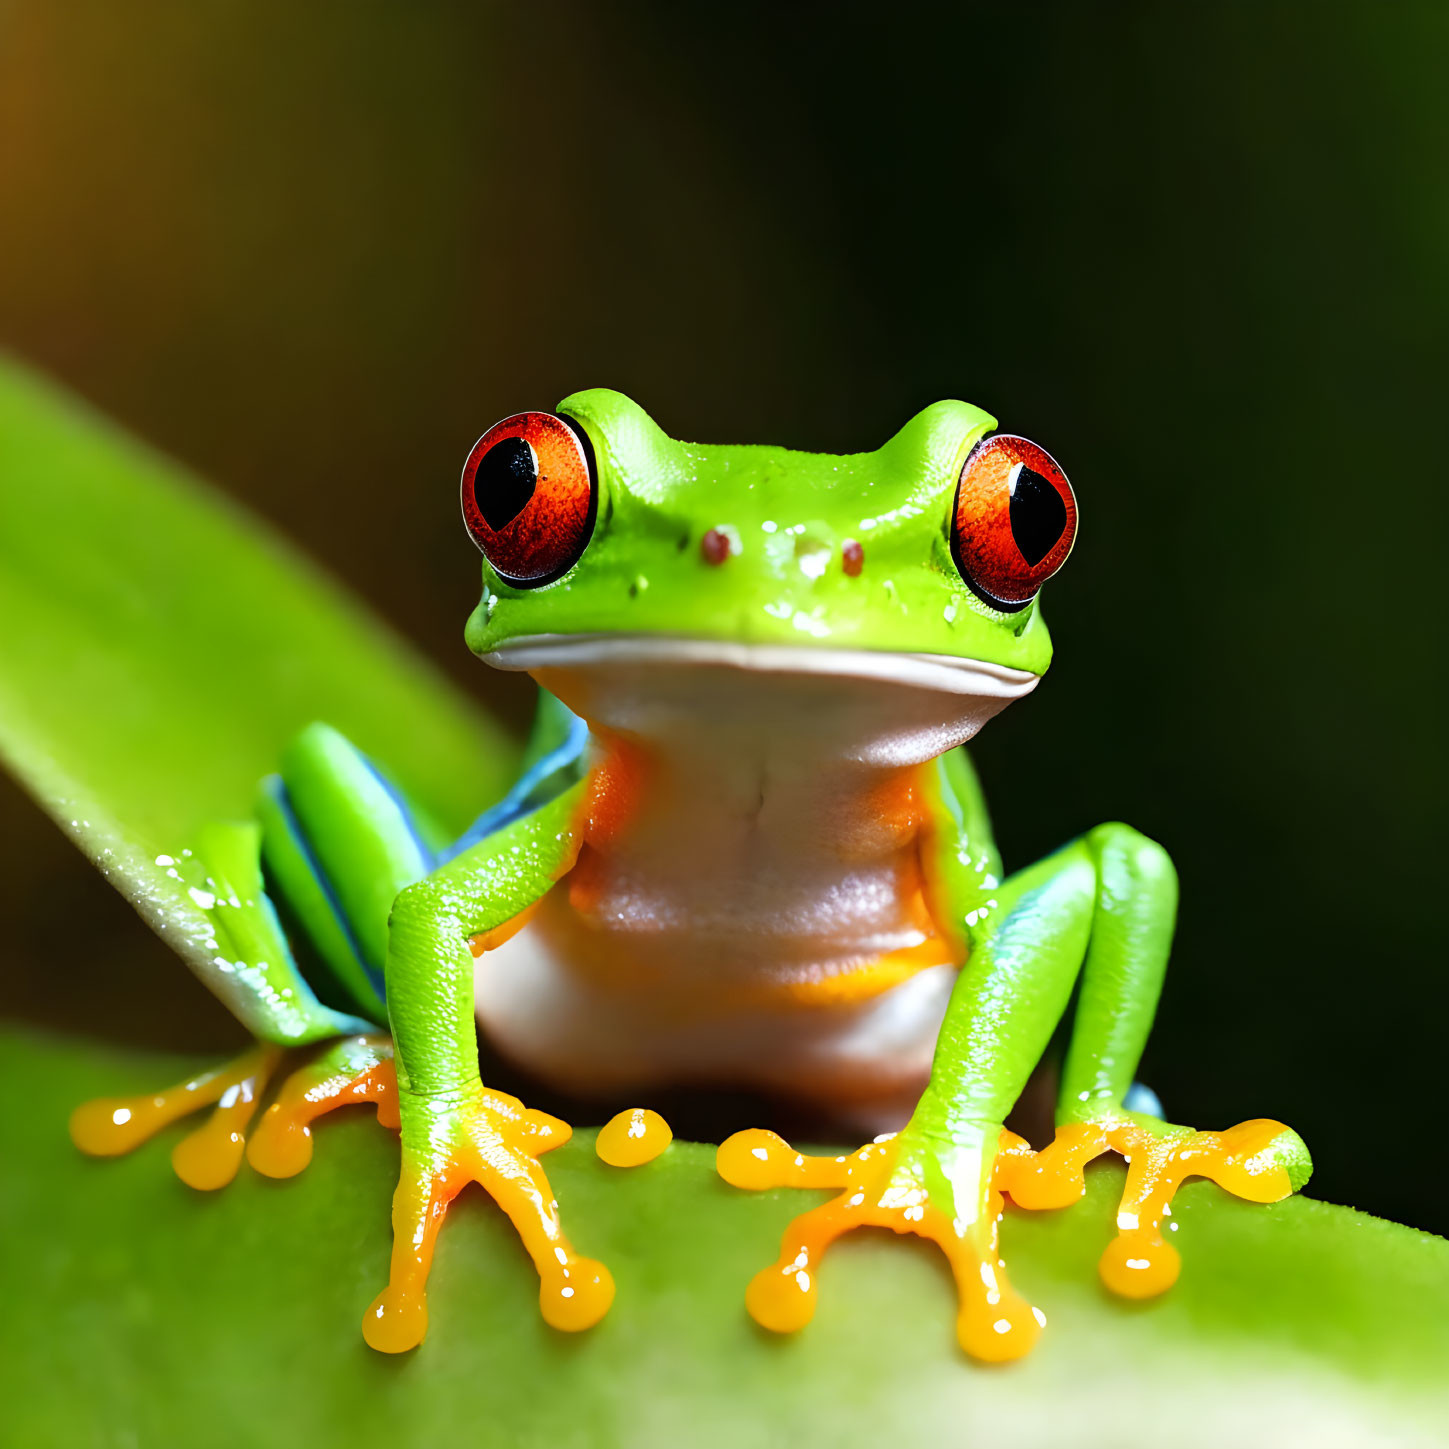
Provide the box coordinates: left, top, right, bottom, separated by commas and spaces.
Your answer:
360, 757, 440, 871
271, 779, 389, 1007
440, 709, 591, 864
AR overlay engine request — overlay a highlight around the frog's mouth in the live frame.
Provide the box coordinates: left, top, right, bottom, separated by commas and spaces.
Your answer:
484, 633, 1038, 765
481, 633, 1039, 700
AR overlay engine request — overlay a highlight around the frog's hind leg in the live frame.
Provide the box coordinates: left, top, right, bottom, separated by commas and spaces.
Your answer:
70, 1041, 284, 1190
247, 1034, 398, 1178
724, 819, 1313, 1363
1000, 821, 1313, 1298
70, 811, 376, 1189
239, 724, 452, 1179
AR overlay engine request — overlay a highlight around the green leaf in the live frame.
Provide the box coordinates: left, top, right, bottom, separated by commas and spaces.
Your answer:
2, 1028, 1447, 1449
0, 350, 515, 852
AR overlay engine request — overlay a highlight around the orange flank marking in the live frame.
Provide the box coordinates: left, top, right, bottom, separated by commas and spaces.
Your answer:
564, 846, 608, 919
582, 731, 649, 848
721, 1114, 1300, 1363
247, 1035, 398, 1179
861, 768, 928, 839
770, 878, 956, 1007
362, 1090, 614, 1354
70, 1042, 282, 1190
563, 731, 650, 920
996, 1116, 1296, 1300
596, 1107, 673, 1167
773, 933, 957, 1007
468, 898, 543, 957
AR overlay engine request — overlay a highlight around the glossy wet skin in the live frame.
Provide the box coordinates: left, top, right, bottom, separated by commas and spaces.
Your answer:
463, 389, 1059, 676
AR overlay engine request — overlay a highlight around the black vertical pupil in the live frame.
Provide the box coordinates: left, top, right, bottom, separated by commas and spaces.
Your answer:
1009, 465, 1067, 567
474, 436, 538, 531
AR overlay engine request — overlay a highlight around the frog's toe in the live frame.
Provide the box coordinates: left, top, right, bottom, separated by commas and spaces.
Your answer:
364, 1088, 612, 1353
539, 1257, 614, 1332
363, 1281, 429, 1355
1282, 1129, 1313, 1194
723, 1128, 1043, 1363
743, 1196, 856, 1333
69, 1096, 156, 1159
1098, 1228, 1181, 1298
996, 1122, 1103, 1211
171, 1113, 251, 1192
518, 1105, 572, 1151
485, 1141, 615, 1331
716, 1129, 851, 1191
71, 1043, 282, 1190
1252, 1122, 1313, 1195
595, 1107, 672, 1167
1103, 1116, 1309, 1298
1172, 1117, 1311, 1203
995, 1112, 1312, 1306
247, 1034, 396, 1179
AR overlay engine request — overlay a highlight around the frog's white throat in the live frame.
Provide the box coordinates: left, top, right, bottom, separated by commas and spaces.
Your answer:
482, 633, 1039, 768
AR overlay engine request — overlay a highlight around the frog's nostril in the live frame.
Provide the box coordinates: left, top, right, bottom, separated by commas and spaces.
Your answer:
701, 528, 732, 566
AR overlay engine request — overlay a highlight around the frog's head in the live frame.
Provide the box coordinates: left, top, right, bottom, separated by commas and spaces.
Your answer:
462, 390, 1076, 760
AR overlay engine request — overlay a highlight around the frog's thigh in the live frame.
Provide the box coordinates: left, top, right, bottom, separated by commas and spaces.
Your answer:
272, 722, 434, 976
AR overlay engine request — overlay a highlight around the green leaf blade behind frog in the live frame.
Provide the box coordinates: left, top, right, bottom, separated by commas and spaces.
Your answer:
0, 354, 519, 1026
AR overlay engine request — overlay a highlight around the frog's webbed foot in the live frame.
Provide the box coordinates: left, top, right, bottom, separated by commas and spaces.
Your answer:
247, 1034, 398, 1178
70, 1043, 283, 1190
998, 1114, 1312, 1298
362, 1087, 614, 1354
718, 1127, 1043, 1363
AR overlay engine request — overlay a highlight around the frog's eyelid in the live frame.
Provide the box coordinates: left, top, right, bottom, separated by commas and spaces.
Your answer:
560, 414, 598, 486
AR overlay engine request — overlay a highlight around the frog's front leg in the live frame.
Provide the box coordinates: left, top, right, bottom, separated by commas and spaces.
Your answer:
722, 842, 1094, 1361
362, 778, 614, 1354
722, 822, 1311, 1362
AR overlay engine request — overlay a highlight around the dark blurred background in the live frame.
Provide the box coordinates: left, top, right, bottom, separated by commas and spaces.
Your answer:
1, 3, 1444, 1231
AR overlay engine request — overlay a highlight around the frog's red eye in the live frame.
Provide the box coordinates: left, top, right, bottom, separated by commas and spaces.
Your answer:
461, 411, 598, 586
951, 433, 1077, 611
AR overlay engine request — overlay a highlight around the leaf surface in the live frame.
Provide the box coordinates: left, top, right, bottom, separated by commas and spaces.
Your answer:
3, 1030, 1447, 1449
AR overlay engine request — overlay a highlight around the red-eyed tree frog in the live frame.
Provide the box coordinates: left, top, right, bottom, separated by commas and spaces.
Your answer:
69, 392, 1311, 1364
